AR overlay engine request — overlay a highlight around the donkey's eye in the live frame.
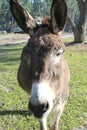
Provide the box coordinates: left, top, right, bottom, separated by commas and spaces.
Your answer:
56, 49, 64, 56
56, 52, 61, 56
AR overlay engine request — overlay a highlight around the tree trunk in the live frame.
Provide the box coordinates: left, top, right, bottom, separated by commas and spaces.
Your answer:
76, 0, 87, 43
67, 0, 87, 43
67, 16, 79, 42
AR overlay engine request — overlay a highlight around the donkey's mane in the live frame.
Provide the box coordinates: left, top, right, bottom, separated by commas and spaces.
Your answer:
41, 16, 51, 26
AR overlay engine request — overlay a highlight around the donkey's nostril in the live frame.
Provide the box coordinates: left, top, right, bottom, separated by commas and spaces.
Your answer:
43, 102, 49, 112
28, 101, 49, 118
28, 101, 36, 112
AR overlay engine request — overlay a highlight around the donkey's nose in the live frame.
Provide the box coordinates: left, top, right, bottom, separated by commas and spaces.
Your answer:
28, 101, 49, 118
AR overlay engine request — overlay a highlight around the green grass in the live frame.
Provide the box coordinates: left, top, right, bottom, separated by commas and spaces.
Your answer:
60, 49, 87, 130
0, 43, 87, 130
63, 37, 74, 43
62, 35, 87, 44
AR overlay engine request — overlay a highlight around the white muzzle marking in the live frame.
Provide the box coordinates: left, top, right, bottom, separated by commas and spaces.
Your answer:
30, 81, 55, 117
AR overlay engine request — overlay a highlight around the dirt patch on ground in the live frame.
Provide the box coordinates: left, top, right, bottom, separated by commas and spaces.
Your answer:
0, 33, 87, 52
66, 43, 87, 52
0, 33, 29, 45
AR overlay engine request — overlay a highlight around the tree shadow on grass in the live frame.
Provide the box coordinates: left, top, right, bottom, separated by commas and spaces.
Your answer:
0, 47, 21, 64
0, 110, 32, 116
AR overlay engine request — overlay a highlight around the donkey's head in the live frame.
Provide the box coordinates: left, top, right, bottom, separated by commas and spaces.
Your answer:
10, 0, 68, 129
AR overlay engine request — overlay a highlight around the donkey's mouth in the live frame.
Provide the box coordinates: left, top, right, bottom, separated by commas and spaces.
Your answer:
32, 107, 48, 119
34, 112, 43, 119
29, 101, 49, 118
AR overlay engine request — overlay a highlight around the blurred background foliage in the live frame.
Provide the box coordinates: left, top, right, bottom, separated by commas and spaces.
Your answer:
0, 0, 78, 32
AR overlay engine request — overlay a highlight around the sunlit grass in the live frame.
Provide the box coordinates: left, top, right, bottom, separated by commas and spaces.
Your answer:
0, 43, 87, 130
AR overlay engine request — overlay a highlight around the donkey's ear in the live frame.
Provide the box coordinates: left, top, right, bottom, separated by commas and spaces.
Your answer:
10, 0, 39, 35
50, 0, 67, 34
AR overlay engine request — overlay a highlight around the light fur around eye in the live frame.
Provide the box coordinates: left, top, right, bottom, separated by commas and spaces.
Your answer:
56, 49, 64, 56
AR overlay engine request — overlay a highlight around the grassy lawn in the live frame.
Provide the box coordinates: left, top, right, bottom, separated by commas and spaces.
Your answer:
0, 43, 87, 130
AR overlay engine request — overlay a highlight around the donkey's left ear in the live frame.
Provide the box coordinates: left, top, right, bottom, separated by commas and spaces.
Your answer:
10, 0, 39, 36
50, 0, 67, 34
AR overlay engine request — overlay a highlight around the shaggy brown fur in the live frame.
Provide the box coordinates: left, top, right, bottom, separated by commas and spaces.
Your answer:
10, 0, 70, 130
41, 16, 51, 26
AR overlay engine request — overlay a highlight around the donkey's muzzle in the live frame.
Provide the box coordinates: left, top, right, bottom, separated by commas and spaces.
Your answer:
28, 101, 49, 118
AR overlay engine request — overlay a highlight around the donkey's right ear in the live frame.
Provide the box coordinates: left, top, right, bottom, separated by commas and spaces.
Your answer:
10, 0, 39, 35
50, 0, 67, 34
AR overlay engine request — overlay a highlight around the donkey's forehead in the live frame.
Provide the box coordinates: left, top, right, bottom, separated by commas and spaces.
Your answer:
27, 30, 65, 52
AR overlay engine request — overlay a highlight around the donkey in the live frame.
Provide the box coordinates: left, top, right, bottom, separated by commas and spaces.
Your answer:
10, 0, 70, 130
